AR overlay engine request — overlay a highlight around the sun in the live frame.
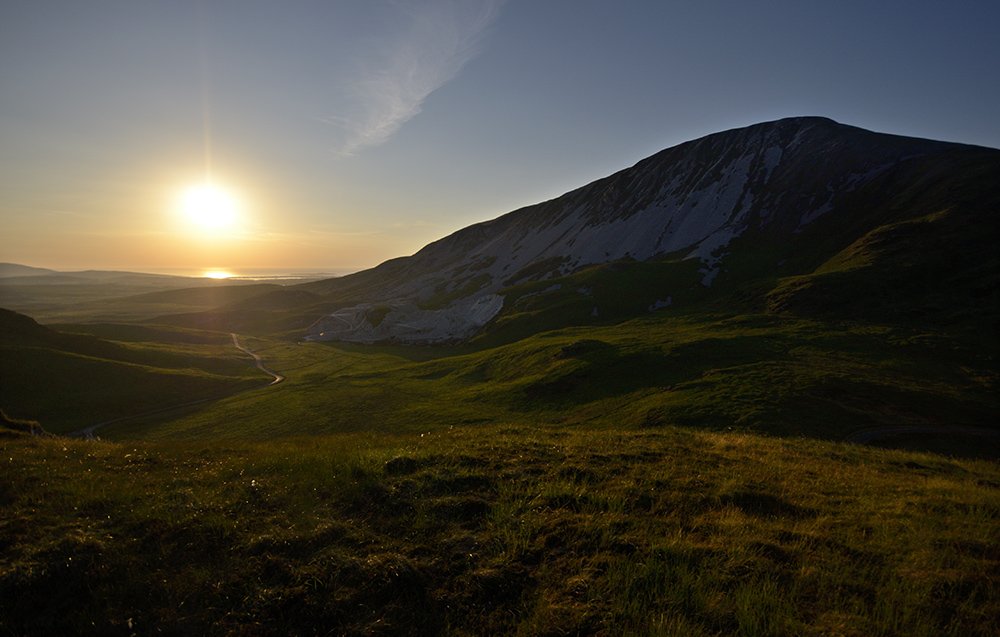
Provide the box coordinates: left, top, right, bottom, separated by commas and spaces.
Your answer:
182, 184, 238, 229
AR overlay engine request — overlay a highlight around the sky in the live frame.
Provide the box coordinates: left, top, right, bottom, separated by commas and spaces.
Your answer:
1, 1, 998, 276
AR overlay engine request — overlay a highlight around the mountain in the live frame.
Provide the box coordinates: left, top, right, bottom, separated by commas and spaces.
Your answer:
297, 117, 998, 344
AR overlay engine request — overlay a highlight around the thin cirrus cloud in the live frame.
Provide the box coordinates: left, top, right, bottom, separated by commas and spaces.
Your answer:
324, 0, 506, 157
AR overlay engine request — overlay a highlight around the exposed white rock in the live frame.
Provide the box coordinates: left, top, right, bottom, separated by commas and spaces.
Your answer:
648, 297, 672, 311
305, 293, 504, 344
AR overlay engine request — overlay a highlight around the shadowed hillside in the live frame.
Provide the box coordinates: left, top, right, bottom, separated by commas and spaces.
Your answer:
0, 309, 268, 433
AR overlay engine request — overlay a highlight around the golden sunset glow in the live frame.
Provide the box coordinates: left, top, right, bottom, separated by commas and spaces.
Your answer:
181, 185, 238, 229
203, 270, 234, 279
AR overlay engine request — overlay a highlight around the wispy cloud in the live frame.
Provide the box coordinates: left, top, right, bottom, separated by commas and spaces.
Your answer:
325, 0, 506, 156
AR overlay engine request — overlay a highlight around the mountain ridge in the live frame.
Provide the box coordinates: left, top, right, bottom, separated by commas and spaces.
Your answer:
299, 117, 997, 344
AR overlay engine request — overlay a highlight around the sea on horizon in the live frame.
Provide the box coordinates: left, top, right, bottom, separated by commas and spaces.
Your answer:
147, 267, 362, 281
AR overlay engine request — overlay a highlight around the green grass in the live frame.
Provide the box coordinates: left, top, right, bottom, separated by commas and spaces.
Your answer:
2, 133, 997, 636
0, 312, 274, 433
2, 425, 998, 635
55, 322, 240, 345
469, 258, 706, 349
98, 311, 996, 447
765, 204, 999, 340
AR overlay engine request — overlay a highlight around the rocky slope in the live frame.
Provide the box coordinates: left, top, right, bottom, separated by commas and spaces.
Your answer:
302, 117, 997, 344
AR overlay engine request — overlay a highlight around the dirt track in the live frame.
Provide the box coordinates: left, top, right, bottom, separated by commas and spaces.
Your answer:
230, 333, 284, 385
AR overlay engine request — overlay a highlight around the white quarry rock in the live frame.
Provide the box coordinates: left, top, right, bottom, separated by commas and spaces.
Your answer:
648, 297, 672, 311
305, 294, 504, 345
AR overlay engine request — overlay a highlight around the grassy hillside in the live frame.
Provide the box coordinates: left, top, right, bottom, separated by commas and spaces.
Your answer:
766, 204, 998, 339
93, 310, 997, 456
0, 310, 271, 433
0, 136, 995, 636
2, 425, 998, 636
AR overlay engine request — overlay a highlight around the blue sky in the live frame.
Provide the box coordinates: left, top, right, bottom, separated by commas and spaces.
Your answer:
1, 0, 998, 274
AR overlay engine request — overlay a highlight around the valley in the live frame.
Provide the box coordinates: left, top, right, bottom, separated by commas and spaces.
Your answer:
1, 117, 998, 635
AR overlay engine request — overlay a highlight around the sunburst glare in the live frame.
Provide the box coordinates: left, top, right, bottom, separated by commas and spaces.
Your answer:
181, 184, 238, 229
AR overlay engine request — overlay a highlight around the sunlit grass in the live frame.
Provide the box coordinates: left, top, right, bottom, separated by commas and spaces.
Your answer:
2, 425, 997, 634
94, 312, 997, 450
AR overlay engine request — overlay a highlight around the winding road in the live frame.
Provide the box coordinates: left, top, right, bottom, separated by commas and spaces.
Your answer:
231, 333, 284, 385
69, 334, 283, 440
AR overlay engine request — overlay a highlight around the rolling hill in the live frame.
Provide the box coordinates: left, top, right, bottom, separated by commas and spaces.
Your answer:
0, 308, 269, 433
0, 266, 319, 324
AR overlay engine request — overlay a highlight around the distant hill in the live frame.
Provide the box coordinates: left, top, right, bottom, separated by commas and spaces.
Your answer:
0, 267, 199, 286
0, 308, 265, 433
0, 266, 289, 324
0, 263, 58, 278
